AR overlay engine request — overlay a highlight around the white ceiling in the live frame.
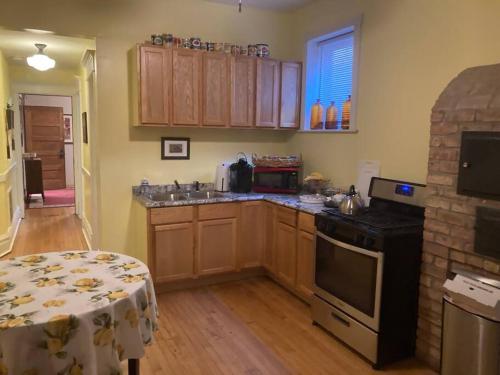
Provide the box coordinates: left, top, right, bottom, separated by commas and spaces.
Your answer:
0, 29, 95, 70
205, 0, 314, 11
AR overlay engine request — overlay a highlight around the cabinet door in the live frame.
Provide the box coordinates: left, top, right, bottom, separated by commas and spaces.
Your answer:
154, 223, 194, 283
263, 203, 276, 273
229, 56, 256, 127
139, 46, 171, 124
172, 49, 202, 126
239, 201, 265, 269
202, 52, 229, 127
296, 229, 315, 300
255, 59, 280, 128
197, 218, 237, 275
275, 222, 297, 288
280, 62, 302, 129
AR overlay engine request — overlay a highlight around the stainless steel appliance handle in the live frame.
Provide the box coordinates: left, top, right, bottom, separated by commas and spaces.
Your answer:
316, 231, 382, 259
331, 312, 351, 327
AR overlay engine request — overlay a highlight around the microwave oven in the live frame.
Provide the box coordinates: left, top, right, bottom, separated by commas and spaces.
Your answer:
252, 167, 300, 194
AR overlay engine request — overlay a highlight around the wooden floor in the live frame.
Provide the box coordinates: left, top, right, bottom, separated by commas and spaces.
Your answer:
7, 208, 436, 375
8, 206, 87, 257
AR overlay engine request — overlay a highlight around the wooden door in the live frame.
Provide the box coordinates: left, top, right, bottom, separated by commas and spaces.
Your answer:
296, 229, 315, 300
24, 106, 65, 190
139, 46, 171, 124
255, 59, 280, 128
239, 201, 265, 269
172, 49, 202, 126
263, 203, 276, 273
154, 223, 194, 283
280, 61, 302, 129
202, 52, 229, 127
197, 218, 237, 275
275, 222, 297, 288
229, 56, 256, 127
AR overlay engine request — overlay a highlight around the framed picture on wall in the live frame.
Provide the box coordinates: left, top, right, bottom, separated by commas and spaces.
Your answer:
161, 137, 190, 160
6, 108, 14, 130
82, 112, 88, 144
63, 114, 73, 143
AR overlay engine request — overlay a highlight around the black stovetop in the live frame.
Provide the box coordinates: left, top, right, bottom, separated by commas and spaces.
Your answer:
321, 207, 424, 230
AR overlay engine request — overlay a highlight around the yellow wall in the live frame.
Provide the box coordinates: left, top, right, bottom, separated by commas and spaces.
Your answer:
0, 49, 13, 245
9, 64, 78, 88
0, 0, 293, 253
3, 0, 499, 255
287, 0, 500, 186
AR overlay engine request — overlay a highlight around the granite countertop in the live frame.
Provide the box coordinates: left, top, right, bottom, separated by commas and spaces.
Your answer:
132, 185, 326, 215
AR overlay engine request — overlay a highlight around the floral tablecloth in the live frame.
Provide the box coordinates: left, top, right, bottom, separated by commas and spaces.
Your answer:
0, 251, 158, 375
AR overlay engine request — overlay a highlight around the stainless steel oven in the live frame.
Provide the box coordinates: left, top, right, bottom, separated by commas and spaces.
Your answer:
314, 232, 384, 332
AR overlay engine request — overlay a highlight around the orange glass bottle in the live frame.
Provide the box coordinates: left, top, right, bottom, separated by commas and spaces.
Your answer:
310, 99, 324, 130
341, 95, 352, 130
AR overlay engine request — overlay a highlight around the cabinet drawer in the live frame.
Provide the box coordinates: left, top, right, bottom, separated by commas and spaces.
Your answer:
198, 203, 239, 220
298, 212, 315, 234
276, 206, 297, 227
150, 206, 194, 225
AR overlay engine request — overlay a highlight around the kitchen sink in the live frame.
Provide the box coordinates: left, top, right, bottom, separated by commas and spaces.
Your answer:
185, 191, 224, 199
147, 192, 187, 202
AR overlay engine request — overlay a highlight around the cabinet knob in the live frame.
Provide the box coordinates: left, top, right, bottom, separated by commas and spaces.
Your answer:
462, 161, 471, 168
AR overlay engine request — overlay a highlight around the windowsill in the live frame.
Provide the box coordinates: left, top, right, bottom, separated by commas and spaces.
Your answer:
297, 129, 359, 134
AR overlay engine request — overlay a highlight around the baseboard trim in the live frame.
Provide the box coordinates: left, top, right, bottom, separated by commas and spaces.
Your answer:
154, 267, 267, 294
0, 207, 22, 258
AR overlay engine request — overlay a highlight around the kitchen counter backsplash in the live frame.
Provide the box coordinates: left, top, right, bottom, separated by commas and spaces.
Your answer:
132, 184, 325, 215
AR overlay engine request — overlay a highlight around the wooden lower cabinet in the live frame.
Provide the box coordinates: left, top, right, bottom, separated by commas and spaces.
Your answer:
239, 201, 265, 269
197, 218, 238, 276
263, 203, 276, 273
154, 223, 194, 283
275, 222, 297, 288
296, 229, 315, 299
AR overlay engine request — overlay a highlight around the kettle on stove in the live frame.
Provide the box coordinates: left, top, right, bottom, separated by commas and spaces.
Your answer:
339, 185, 365, 215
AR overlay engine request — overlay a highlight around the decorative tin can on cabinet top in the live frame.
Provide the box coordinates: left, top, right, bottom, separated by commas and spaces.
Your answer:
190, 37, 201, 49
256, 43, 270, 57
248, 44, 258, 56
151, 34, 163, 45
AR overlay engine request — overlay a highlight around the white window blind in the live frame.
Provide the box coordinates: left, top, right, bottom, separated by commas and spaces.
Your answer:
318, 32, 354, 111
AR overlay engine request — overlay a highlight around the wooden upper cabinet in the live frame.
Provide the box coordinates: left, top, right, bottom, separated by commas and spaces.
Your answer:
280, 62, 302, 129
139, 46, 171, 125
229, 56, 256, 127
172, 49, 202, 126
202, 52, 229, 127
255, 59, 280, 128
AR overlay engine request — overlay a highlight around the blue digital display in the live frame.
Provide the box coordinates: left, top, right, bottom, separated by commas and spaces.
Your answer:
395, 184, 414, 197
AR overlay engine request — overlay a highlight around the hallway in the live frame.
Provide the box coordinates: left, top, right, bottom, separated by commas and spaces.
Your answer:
8, 206, 87, 257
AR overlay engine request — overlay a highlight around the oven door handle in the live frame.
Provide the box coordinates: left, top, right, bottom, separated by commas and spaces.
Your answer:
316, 231, 383, 259
331, 312, 351, 327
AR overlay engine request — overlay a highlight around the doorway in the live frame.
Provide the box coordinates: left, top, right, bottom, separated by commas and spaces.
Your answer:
22, 94, 76, 208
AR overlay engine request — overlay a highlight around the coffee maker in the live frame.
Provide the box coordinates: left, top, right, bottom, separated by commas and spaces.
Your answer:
229, 154, 253, 193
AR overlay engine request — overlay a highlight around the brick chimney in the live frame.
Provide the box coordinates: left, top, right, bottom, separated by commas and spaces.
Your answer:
416, 64, 500, 370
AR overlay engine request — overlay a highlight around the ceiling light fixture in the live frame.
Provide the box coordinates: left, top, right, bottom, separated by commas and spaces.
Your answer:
26, 43, 56, 71
23, 28, 55, 35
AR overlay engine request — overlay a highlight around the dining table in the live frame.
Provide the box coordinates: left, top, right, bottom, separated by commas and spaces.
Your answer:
0, 250, 158, 375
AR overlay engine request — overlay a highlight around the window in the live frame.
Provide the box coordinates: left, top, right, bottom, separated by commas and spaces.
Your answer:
303, 23, 360, 132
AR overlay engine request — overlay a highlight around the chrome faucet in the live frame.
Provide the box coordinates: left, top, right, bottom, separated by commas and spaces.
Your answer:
193, 181, 200, 192
174, 180, 181, 191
